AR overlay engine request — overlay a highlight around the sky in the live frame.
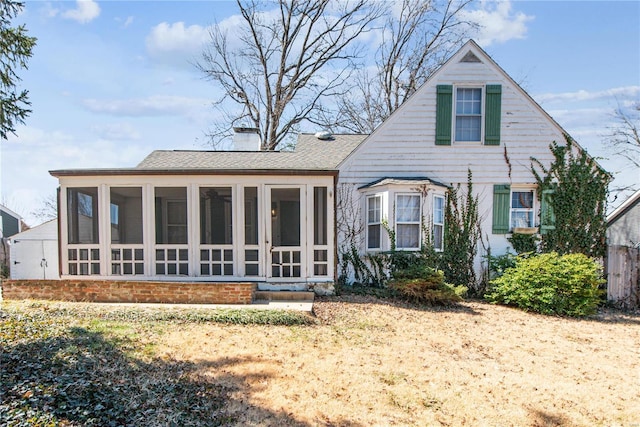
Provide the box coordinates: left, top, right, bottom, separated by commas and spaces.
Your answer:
1, 0, 639, 227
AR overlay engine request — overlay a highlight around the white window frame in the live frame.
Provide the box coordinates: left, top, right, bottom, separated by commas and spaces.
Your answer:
394, 193, 422, 251
366, 195, 382, 250
433, 194, 445, 252
510, 188, 536, 230
454, 86, 484, 143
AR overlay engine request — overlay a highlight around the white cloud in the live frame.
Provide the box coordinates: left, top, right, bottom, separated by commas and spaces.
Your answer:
81, 95, 209, 117
146, 22, 210, 67
61, 0, 100, 24
536, 86, 640, 104
460, 0, 533, 46
1, 125, 150, 225
115, 15, 134, 28
91, 122, 141, 141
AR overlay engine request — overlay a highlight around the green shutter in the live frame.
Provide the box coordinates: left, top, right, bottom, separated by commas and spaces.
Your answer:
540, 189, 556, 235
484, 84, 502, 145
492, 184, 510, 234
435, 85, 452, 145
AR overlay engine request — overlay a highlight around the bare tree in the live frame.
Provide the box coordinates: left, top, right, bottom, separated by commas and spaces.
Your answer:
197, 0, 382, 150
608, 103, 640, 170
31, 194, 58, 222
333, 0, 475, 133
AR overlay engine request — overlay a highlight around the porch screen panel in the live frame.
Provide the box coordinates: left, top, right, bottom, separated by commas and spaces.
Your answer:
244, 187, 259, 276
270, 188, 301, 278
67, 187, 100, 275
313, 187, 328, 276
110, 187, 143, 244
155, 187, 187, 244
154, 187, 188, 276
272, 188, 300, 246
110, 187, 144, 276
200, 187, 232, 244
199, 187, 234, 276
67, 187, 99, 244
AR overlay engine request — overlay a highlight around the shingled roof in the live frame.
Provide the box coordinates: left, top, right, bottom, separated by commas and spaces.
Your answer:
50, 133, 367, 177
137, 133, 365, 170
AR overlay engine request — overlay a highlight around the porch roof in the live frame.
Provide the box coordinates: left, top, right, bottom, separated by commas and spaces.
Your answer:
358, 176, 450, 190
50, 134, 366, 177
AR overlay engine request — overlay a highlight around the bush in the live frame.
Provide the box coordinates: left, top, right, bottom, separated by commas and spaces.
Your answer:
485, 252, 605, 317
388, 264, 466, 306
486, 250, 518, 280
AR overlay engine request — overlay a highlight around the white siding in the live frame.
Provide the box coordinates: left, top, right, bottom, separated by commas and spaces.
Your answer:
608, 202, 640, 247
9, 220, 60, 280
337, 42, 574, 276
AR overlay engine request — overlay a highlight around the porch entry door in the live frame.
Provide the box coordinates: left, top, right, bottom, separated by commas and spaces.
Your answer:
266, 186, 304, 280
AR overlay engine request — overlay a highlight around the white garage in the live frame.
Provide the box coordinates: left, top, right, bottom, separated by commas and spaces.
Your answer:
10, 220, 59, 280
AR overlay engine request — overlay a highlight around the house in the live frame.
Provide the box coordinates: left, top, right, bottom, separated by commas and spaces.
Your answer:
606, 189, 640, 307
41, 40, 589, 299
9, 220, 60, 280
1, 204, 23, 239
1, 204, 25, 278
607, 189, 640, 248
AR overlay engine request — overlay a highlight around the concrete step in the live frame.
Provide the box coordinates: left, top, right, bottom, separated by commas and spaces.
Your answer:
253, 290, 315, 302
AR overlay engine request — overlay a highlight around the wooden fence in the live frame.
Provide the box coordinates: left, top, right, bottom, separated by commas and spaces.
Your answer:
607, 245, 640, 309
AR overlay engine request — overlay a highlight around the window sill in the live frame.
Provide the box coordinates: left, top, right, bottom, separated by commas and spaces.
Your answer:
511, 227, 539, 235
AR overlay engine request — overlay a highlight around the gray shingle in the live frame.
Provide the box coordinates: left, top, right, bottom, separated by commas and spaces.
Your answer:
136, 133, 366, 171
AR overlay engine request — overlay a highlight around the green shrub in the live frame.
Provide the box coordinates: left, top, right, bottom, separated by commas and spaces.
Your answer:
486, 250, 518, 280
389, 264, 466, 306
485, 252, 605, 317
508, 232, 539, 255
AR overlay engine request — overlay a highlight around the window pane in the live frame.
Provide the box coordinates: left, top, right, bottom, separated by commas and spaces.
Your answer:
511, 211, 534, 228
110, 187, 143, 244
434, 196, 445, 224
512, 191, 534, 209
434, 224, 444, 251
397, 224, 420, 249
368, 224, 381, 249
397, 195, 420, 222
200, 187, 233, 244
455, 116, 481, 141
367, 196, 381, 223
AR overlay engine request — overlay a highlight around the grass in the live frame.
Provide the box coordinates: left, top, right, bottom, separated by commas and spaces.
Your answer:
2, 297, 640, 426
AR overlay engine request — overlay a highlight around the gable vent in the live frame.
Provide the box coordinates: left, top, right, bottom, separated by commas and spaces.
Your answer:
460, 51, 482, 63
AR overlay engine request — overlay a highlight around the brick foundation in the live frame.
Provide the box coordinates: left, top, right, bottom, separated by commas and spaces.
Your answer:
0, 280, 257, 304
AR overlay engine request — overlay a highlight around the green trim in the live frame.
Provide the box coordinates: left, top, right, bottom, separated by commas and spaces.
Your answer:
484, 84, 502, 145
492, 184, 510, 234
435, 85, 453, 145
540, 188, 556, 234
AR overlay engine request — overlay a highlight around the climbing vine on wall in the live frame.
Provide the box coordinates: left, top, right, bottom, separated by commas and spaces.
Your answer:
441, 170, 482, 290
531, 135, 610, 258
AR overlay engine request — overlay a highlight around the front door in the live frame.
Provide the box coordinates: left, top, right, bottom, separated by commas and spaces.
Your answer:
266, 186, 304, 280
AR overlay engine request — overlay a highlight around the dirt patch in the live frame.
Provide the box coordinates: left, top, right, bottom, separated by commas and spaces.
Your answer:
157, 296, 640, 426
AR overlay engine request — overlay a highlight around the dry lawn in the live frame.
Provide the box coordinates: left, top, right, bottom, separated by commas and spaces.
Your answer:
156, 296, 640, 426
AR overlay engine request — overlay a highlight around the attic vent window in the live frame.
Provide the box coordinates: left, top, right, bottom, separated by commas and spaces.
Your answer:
315, 131, 334, 140
460, 51, 481, 63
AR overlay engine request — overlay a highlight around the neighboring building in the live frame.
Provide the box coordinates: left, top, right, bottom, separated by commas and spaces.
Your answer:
606, 189, 640, 308
9, 220, 60, 280
48, 40, 592, 290
0, 204, 23, 239
607, 189, 640, 248
1, 204, 25, 277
